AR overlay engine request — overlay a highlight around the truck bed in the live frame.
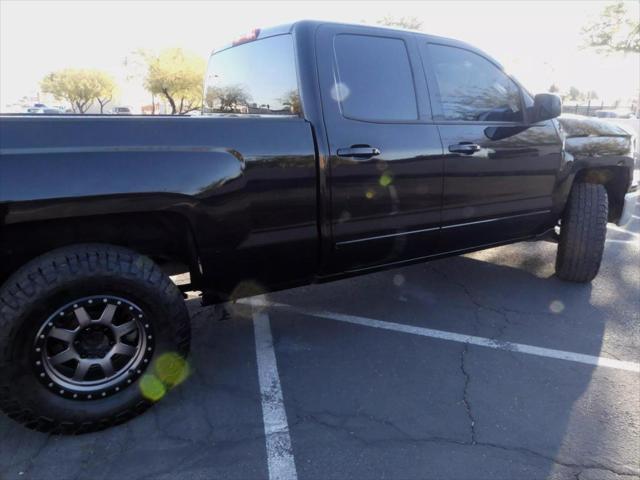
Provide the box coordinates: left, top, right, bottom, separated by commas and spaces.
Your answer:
0, 114, 319, 296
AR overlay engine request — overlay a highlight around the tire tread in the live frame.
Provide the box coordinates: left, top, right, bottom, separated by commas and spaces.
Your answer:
555, 183, 608, 282
0, 244, 190, 434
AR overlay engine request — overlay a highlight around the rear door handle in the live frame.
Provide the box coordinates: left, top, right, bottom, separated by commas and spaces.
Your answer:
448, 143, 481, 155
337, 146, 381, 159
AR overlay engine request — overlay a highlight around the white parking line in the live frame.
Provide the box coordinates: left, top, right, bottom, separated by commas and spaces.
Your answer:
606, 238, 639, 244
608, 224, 639, 237
253, 309, 298, 480
266, 303, 639, 373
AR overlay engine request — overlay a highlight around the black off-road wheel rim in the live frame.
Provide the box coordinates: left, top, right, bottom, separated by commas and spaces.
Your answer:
31, 295, 155, 400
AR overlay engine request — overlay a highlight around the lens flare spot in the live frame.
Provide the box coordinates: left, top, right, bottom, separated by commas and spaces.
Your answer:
365, 190, 375, 199
139, 374, 166, 401
379, 172, 393, 187
330, 82, 351, 102
338, 210, 351, 223
155, 352, 190, 387
230, 280, 265, 300
462, 206, 475, 218
393, 274, 405, 287
375, 160, 388, 172
549, 300, 565, 313
228, 280, 267, 316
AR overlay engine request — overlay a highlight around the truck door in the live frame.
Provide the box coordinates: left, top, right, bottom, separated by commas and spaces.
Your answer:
316, 24, 444, 273
420, 42, 563, 252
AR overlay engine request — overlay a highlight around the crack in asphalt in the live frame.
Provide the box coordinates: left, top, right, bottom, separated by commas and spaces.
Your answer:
14, 433, 52, 478
460, 343, 477, 445
290, 406, 639, 478
429, 264, 514, 340
576, 467, 640, 479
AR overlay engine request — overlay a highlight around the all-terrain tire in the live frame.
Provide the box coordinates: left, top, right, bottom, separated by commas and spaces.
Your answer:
555, 183, 608, 283
0, 244, 190, 434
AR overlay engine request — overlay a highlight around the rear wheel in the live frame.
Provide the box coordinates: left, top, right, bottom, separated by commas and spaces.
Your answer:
0, 244, 190, 434
555, 183, 608, 283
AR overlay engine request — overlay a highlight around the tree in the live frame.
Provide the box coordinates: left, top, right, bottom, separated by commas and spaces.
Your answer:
376, 15, 423, 30
567, 86, 583, 102
132, 48, 205, 115
581, 1, 640, 54
204, 85, 251, 113
586, 90, 599, 101
548, 83, 560, 93
279, 89, 301, 115
93, 72, 117, 114
41, 69, 109, 113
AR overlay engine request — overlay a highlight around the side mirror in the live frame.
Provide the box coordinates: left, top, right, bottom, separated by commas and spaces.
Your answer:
531, 93, 562, 122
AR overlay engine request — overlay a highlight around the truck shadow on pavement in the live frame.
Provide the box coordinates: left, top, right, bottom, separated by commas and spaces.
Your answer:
267, 238, 638, 479
0, 235, 637, 479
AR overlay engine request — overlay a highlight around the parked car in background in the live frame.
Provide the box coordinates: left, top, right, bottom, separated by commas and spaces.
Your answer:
111, 107, 132, 115
0, 20, 637, 434
25, 107, 64, 114
596, 109, 636, 119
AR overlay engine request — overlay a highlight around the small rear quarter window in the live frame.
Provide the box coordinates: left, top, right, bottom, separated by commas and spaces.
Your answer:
204, 34, 300, 116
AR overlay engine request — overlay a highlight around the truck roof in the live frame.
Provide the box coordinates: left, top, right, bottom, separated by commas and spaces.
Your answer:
212, 19, 501, 69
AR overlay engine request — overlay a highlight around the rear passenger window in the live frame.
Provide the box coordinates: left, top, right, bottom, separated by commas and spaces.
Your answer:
204, 34, 300, 116
427, 44, 523, 122
333, 35, 417, 121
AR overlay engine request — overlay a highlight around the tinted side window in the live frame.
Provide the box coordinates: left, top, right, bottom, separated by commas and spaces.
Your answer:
204, 34, 300, 115
333, 35, 417, 121
427, 44, 522, 122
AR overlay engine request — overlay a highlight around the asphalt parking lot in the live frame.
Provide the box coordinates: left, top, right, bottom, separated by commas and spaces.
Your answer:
1, 203, 638, 480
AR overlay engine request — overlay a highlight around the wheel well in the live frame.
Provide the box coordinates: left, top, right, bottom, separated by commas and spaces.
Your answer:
574, 166, 630, 222
0, 212, 201, 286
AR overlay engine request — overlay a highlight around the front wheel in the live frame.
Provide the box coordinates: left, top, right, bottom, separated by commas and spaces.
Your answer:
0, 244, 191, 434
555, 182, 608, 283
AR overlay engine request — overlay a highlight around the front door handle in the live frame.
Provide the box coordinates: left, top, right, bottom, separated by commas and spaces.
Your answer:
337, 146, 381, 159
449, 143, 481, 155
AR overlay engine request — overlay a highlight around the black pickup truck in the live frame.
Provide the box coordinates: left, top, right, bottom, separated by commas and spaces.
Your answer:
0, 21, 637, 433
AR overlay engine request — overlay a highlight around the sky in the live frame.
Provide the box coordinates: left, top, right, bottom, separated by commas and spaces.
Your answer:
1, 0, 639, 111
